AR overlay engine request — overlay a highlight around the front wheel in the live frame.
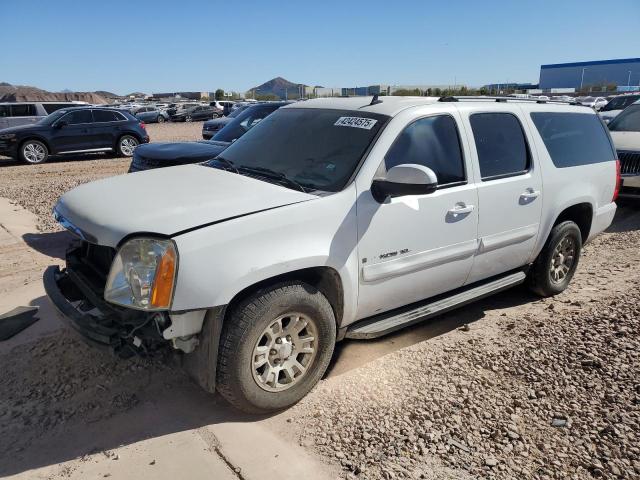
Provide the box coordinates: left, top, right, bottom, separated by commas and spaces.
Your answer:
157, 114, 165, 123
116, 135, 139, 157
528, 221, 582, 297
20, 140, 49, 164
216, 282, 336, 414
185, 115, 193, 122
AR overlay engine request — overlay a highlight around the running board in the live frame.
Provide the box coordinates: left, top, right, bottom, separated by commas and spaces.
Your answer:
345, 271, 527, 339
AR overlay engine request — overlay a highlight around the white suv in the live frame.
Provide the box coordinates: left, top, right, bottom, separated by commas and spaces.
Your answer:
45, 96, 619, 413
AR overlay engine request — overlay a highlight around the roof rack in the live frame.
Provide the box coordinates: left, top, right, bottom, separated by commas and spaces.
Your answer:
438, 95, 583, 105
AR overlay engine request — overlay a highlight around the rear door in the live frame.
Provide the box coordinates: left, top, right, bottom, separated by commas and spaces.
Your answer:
460, 106, 543, 284
49, 109, 96, 152
92, 109, 124, 148
8, 104, 39, 127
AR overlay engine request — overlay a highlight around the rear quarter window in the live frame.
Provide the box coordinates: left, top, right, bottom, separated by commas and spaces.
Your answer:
10, 104, 37, 117
530, 112, 615, 168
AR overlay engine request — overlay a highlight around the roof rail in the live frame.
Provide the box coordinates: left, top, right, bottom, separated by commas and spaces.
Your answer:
438, 95, 583, 105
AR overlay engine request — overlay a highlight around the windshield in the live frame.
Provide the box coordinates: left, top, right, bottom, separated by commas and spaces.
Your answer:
38, 109, 71, 124
601, 95, 640, 112
228, 105, 249, 118
212, 104, 281, 143
204, 108, 389, 192
608, 104, 640, 132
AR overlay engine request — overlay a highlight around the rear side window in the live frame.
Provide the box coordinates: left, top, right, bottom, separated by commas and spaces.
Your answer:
93, 110, 122, 122
530, 112, 615, 167
43, 103, 74, 114
470, 113, 530, 180
10, 104, 37, 117
0, 105, 8, 117
385, 115, 466, 186
608, 105, 640, 133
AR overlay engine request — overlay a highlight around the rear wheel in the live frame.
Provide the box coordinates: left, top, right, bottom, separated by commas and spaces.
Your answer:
20, 140, 49, 164
117, 135, 139, 157
185, 115, 193, 122
157, 114, 165, 123
528, 221, 582, 297
216, 282, 336, 414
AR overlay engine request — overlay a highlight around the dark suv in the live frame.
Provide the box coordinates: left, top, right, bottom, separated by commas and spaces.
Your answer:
169, 105, 217, 122
129, 102, 288, 172
0, 107, 149, 164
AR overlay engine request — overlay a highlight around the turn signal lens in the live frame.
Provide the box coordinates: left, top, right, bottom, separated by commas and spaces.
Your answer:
151, 245, 177, 309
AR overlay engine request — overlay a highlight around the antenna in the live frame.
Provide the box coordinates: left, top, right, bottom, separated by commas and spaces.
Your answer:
369, 94, 383, 106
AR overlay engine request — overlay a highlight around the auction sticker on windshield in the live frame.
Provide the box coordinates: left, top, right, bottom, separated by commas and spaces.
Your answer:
334, 116, 378, 130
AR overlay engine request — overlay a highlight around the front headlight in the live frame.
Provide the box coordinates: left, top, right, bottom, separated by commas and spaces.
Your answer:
104, 238, 177, 310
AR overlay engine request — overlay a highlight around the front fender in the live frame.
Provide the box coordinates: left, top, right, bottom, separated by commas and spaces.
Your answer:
171, 187, 359, 324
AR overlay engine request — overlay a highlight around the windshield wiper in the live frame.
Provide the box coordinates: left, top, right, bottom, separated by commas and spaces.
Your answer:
237, 166, 309, 193
210, 156, 239, 173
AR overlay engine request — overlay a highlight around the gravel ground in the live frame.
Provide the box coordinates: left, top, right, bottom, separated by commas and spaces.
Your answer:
285, 221, 640, 480
0, 122, 202, 232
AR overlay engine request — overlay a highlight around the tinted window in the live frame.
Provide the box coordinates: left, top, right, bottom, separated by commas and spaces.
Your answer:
63, 109, 93, 124
93, 110, 122, 122
470, 113, 530, 180
0, 105, 8, 117
208, 108, 388, 192
43, 103, 74, 114
10, 104, 37, 117
213, 105, 280, 143
608, 105, 640, 132
384, 115, 465, 186
531, 112, 616, 167
601, 95, 640, 112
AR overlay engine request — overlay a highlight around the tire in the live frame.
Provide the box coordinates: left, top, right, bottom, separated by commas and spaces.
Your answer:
185, 115, 193, 122
20, 139, 49, 165
528, 221, 582, 297
157, 115, 165, 123
116, 135, 139, 157
217, 282, 336, 414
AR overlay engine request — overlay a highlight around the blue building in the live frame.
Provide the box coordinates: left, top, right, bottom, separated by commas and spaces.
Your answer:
539, 58, 640, 90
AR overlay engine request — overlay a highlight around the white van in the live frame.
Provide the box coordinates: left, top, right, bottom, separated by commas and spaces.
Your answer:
0, 101, 88, 129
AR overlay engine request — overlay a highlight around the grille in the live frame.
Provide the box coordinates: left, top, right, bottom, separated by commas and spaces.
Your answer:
618, 150, 640, 175
78, 241, 116, 280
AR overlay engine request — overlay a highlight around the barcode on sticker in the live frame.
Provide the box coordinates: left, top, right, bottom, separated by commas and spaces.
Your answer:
334, 117, 378, 130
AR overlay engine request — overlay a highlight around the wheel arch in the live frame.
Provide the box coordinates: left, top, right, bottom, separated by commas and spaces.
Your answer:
224, 266, 345, 329
552, 202, 593, 243
18, 136, 52, 154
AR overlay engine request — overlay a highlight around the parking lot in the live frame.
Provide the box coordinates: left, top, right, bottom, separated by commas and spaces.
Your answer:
0, 120, 638, 479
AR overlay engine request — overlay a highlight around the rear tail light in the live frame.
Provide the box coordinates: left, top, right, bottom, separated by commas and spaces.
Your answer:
139, 122, 146, 130
612, 159, 621, 202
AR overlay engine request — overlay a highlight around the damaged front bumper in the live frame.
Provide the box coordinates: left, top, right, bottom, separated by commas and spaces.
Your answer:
43, 265, 169, 356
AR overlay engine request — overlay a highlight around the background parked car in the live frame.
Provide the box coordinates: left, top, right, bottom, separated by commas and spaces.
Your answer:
202, 104, 252, 139
169, 105, 217, 122
134, 106, 169, 123
0, 107, 149, 164
130, 102, 289, 172
210, 100, 235, 116
0, 101, 88, 129
580, 96, 609, 110
599, 94, 640, 123
608, 100, 640, 197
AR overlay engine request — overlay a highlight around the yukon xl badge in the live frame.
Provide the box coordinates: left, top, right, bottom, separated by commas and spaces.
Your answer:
378, 248, 410, 260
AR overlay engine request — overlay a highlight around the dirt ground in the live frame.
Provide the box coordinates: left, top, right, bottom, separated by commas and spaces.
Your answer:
0, 122, 638, 479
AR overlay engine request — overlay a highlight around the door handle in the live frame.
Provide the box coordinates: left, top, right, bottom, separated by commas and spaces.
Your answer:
448, 203, 475, 215
520, 189, 540, 200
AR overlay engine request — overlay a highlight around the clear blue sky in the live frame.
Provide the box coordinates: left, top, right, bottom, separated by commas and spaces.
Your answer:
2, 0, 639, 95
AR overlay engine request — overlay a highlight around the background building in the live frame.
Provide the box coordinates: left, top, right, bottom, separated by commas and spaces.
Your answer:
539, 58, 640, 91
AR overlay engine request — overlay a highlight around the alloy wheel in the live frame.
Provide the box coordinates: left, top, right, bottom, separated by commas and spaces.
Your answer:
251, 312, 318, 392
550, 235, 576, 283
23, 142, 46, 163
119, 137, 138, 156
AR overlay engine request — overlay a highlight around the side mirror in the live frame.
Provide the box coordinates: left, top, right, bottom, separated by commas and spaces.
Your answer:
371, 164, 438, 203
54, 120, 68, 129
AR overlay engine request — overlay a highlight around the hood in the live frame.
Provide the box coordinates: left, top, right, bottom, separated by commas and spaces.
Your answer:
134, 141, 230, 163
0, 123, 45, 135
54, 164, 317, 247
610, 131, 640, 152
203, 118, 231, 127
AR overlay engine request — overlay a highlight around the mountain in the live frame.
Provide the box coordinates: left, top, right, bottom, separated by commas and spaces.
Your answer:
250, 77, 307, 99
94, 90, 120, 99
0, 83, 109, 104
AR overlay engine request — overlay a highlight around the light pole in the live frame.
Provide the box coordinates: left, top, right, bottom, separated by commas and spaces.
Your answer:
580, 68, 586, 91
628, 70, 632, 88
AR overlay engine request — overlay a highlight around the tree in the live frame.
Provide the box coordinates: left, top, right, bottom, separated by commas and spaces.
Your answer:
214, 89, 224, 100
